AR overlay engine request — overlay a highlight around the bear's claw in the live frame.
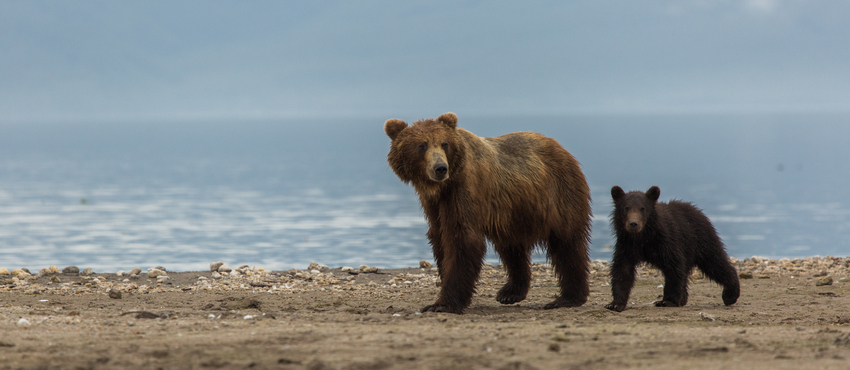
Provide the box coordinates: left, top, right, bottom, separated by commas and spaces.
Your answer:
604, 302, 626, 312
421, 304, 462, 314
543, 297, 586, 310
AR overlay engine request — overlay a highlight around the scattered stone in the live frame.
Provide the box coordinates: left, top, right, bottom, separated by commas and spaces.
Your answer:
341, 266, 354, 272
699, 312, 716, 322
547, 342, 561, 352
63, 266, 80, 274
813, 269, 828, 277
148, 269, 167, 278
758, 275, 770, 279
81, 267, 94, 275
309, 262, 321, 270
419, 260, 433, 269
0, 268, 8, 275
108, 289, 122, 299
361, 266, 378, 273
310, 269, 321, 275
738, 271, 753, 279
116, 270, 125, 277
211, 272, 222, 279
129, 268, 142, 275
11, 269, 30, 277
154, 266, 167, 272
50, 276, 61, 283
48, 265, 60, 274
218, 264, 232, 273
157, 276, 171, 284
17, 318, 31, 326
38, 268, 49, 277
816, 276, 833, 286
210, 261, 224, 272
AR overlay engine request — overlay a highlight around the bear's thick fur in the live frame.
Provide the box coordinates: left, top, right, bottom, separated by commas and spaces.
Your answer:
605, 186, 740, 312
384, 112, 592, 314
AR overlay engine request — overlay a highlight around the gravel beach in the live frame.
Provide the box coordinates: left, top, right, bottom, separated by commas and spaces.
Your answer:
2, 256, 850, 369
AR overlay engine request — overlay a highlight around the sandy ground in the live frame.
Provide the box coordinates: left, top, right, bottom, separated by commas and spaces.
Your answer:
2, 257, 850, 370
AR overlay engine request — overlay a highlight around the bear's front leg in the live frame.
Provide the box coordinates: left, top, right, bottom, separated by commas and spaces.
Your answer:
605, 257, 636, 312
655, 266, 688, 307
421, 229, 487, 314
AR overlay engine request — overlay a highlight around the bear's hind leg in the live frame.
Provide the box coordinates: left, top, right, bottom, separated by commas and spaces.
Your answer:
696, 252, 741, 306
543, 232, 590, 309
494, 242, 532, 305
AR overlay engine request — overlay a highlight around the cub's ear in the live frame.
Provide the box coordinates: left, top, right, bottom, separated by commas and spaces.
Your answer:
646, 186, 661, 202
384, 119, 408, 140
611, 186, 625, 201
437, 112, 458, 129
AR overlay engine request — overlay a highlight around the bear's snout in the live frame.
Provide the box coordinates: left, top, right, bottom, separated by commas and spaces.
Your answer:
625, 213, 644, 233
434, 163, 448, 176
429, 161, 449, 181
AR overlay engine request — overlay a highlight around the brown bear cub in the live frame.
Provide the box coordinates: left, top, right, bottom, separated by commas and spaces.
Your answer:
605, 186, 740, 312
384, 112, 593, 314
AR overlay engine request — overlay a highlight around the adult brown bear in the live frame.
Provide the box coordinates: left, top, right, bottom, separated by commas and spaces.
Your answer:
384, 112, 592, 314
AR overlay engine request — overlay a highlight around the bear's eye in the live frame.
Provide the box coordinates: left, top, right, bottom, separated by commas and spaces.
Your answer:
624, 206, 629, 211
417, 142, 427, 153
441, 142, 449, 150
640, 207, 645, 212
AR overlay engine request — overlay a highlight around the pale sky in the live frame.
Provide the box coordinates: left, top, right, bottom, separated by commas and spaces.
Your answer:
2, 1, 849, 122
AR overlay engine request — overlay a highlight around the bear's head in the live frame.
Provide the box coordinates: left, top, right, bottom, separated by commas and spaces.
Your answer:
611, 185, 660, 234
384, 112, 462, 191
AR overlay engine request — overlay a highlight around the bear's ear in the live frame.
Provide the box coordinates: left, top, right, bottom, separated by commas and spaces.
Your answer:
384, 119, 408, 140
611, 186, 625, 201
437, 112, 458, 129
646, 186, 660, 202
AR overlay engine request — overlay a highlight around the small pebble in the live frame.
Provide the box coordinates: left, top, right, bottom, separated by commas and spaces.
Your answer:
17, 318, 31, 326
341, 266, 354, 272
154, 266, 167, 272
0, 268, 8, 275
63, 266, 80, 274
699, 312, 716, 322
116, 270, 125, 277
738, 271, 753, 279
81, 267, 94, 275
50, 276, 61, 283
218, 264, 232, 273
129, 268, 142, 275
211, 272, 222, 279
108, 289, 122, 299
816, 276, 833, 286
419, 260, 433, 269
361, 266, 378, 273
48, 265, 60, 274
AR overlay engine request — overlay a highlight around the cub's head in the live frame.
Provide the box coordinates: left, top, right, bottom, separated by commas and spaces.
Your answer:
384, 112, 462, 190
611, 185, 660, 234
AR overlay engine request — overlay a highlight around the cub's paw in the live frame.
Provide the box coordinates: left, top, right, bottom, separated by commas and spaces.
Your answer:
654, 300, 681, 307
421, 304, 462, 314
543, 297, 587, 310
604, 302, 626, 312
496, 285, 528, 305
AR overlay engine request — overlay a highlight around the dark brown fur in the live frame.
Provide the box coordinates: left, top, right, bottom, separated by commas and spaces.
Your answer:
384, 112, 593, 314
605, 186, 740, 312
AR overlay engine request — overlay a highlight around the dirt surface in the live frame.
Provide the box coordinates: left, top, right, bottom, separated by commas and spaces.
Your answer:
2, 258, 850, 370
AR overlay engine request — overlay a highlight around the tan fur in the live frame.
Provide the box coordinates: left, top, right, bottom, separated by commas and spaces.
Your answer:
385, 113, 592, 313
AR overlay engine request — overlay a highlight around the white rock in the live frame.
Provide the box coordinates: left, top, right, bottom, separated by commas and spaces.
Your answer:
310, 269, 321, 275
148, 269, 166, 278
116, 270, 125, 277
210, 261, 224, 272
17, 318, 31, 326
341, 266, 354, 272
211, 272, 222, 279
230, 270, 239, 277
218, 264, 232, 273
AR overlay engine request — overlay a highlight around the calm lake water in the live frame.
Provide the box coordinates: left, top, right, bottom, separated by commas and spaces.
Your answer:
1, 113, 849, 272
